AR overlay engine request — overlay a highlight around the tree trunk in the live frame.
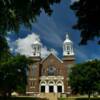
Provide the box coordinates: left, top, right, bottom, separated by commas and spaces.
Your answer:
88, 92, 91, 100
7, 91, 12, 97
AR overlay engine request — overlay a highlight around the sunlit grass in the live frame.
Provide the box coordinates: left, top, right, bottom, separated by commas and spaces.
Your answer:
58, 96, 100, 100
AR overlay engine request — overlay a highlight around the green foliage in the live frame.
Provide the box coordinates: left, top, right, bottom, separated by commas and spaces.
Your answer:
0, 0, 61, 34
0, 55, 32, 96
69, 59, 100, 99
0, 35, 11, 61
70, 0, 100, 45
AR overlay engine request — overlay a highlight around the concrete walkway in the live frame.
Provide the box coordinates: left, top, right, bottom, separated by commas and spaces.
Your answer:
40, 93, 58, 100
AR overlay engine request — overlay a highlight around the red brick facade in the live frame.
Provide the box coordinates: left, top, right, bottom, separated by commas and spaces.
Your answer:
26, 53, 75, 95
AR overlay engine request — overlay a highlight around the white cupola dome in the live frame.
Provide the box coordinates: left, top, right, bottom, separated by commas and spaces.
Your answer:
63, 34, 74, 56
32, 37, 41, 57
64, 34, 72, 43
33, 38, 41, 45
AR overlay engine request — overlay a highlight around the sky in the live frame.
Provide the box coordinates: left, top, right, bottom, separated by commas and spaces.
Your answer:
7, 0, 100, 63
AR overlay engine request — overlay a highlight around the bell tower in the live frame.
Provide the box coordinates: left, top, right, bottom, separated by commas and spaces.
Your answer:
62, 34, 75, 93
63, 34, 74, 56
31, 37, 42, 61
26, 36, 42, 95
63, 34, 75, 61
32, 37, 41, 57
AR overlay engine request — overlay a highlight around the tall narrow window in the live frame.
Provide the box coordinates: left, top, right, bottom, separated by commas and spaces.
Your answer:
67, 45, 70, 50
32, 65, 36, 77
41, 68, 45, 76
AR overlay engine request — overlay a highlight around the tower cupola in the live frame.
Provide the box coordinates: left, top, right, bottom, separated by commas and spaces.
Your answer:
63, 34, 74, 56
32, 37, 41, 57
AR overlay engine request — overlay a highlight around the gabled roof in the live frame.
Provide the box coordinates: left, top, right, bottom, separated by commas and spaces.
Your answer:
41, 52, 63, 64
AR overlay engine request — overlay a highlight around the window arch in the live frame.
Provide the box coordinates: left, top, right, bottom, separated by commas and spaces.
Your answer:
48, 81, 55, 85
56, 81, 63, 85
40, 81, 47, 85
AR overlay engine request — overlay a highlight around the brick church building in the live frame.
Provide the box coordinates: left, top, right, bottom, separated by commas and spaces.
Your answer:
26, 34, 75, 95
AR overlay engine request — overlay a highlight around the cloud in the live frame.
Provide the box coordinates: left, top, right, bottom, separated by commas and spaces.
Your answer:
32, 14, 63, 47
8, 33, 58, 58
70, 0, 79, 4
41, 47, 58, 58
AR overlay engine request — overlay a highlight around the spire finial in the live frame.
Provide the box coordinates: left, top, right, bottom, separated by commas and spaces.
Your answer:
35, 37, 40, 42
66, 34, 69, 39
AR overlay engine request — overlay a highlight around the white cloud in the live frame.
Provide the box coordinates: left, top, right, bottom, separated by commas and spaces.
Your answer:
71, 0, 79, 4
32, 16, 63, 47
8, 33, 58, 58
41, 47, 58, 58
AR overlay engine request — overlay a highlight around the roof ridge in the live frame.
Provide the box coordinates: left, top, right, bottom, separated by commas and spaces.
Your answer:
41, 52, 63, 63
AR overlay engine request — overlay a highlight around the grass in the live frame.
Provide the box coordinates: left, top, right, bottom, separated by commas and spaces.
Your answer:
58, 97, 100, 100
0, 96, 48, 100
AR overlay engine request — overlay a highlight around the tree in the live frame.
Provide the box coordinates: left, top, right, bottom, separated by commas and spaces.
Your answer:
70, 0, 100, 45
69, 59, 100, 100
0, 0, 61, 34
0, 55, 32, 96
0, 36, 11, 61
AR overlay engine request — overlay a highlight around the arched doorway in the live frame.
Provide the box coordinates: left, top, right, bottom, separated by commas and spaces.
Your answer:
48, 81, 55, 93
40, 81, 46, 93
56, 81, 64, 93
40, 80, 64, 93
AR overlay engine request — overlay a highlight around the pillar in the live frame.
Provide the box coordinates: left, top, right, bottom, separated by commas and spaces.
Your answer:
62, 85, 64, 93
54, 84, 57, 93
45, 84, 49, 93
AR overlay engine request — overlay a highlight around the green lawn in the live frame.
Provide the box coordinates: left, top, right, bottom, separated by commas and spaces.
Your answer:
58, 97, 100, 100
0, 96, 48, 100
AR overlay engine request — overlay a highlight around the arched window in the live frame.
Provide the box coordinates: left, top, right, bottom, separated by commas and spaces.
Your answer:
48, 66, 56, 76
67, 45, 70, 51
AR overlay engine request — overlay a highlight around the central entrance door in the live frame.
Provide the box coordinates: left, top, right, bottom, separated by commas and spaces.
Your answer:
49, 86, 54, 92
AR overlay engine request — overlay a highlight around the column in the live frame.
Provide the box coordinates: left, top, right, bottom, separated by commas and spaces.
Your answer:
45, 84, 49, 93
62, 85, 64, 93
54, 85, 57, 93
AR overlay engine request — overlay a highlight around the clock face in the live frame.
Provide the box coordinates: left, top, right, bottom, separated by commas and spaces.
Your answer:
48, 66, 56, 76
